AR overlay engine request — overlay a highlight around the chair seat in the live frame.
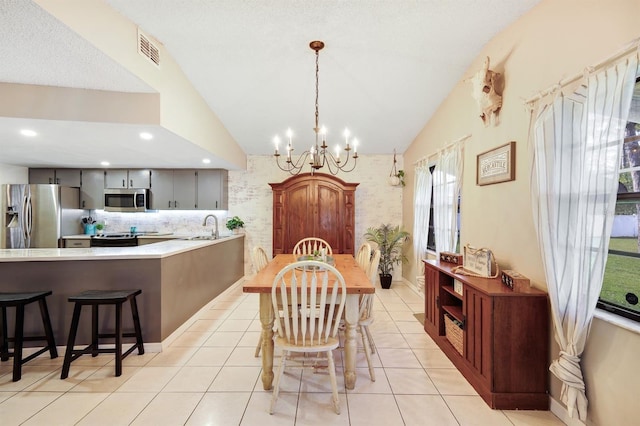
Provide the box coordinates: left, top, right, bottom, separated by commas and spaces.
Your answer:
0, 291, 52, 305
68, 289, 142, 303
0, 290, 57, 381
61, 289, 144, 379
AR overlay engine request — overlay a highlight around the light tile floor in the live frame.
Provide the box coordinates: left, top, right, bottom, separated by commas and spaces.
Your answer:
0, 279, 566, 425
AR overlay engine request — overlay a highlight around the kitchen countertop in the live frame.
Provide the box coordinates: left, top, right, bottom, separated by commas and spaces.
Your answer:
0, 234, 244, 262
62, 232, 180, 239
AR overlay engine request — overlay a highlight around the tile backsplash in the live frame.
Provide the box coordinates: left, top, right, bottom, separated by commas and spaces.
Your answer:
86, 210, 231, 237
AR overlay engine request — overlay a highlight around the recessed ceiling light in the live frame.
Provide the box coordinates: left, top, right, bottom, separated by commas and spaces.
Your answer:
139, 132, 153, 140
100, 161, 110, 166
202, 158, 211, 164
20, 129, 37, 137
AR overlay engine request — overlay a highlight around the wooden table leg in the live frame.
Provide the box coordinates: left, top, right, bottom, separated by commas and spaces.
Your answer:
344, 293, 358, 390
259, 293, 274, 390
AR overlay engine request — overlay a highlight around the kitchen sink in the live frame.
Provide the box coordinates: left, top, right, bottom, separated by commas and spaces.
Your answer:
186, 235, 218, 240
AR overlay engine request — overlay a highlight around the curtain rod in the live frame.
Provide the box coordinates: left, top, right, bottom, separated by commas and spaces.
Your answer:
413, 134, 471, 165
525, 37, 640, 105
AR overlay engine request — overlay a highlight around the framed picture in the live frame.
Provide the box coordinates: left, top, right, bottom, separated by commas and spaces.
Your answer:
476, 141, 516, 186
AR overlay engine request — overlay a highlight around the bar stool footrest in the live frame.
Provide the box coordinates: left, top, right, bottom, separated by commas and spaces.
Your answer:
69, 342, 141, 360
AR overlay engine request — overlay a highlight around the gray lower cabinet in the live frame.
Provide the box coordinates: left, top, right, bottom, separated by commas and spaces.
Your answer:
80, 169, 105, 210
150, 169, 197, 210
197, 170, 228, 210
64, 238, 90, 248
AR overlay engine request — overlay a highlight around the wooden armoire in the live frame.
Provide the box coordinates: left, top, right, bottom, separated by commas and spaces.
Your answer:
270, 173, 359, 255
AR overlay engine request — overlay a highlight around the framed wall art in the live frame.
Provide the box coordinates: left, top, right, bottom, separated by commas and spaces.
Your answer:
476, 141, 515, 186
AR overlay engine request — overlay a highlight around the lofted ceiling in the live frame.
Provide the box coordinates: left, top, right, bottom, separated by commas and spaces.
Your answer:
0, 0, 540, 170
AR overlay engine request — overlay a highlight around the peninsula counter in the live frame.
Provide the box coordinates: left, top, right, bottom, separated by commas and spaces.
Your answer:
0, 235, 244, 347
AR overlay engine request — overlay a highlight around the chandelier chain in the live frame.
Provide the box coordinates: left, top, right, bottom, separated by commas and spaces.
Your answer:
315, 48, 320, 132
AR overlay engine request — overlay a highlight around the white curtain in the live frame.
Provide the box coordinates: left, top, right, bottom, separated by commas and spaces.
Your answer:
433, 141, 463, 254
531, 55, 638, 420
413, 161, 432, 287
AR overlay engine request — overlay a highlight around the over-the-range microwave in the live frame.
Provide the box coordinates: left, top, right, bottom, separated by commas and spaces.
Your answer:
104, 188, 149, 212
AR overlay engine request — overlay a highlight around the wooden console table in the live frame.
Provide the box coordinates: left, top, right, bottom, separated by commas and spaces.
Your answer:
423, 259, 549, 410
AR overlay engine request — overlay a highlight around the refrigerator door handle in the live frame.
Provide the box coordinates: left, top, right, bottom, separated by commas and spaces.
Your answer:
24, 191, 32, 247
20, 192, 28, 246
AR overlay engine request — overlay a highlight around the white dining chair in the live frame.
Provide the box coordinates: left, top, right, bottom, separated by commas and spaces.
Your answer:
359, 248, 381, 371
252, 246, 269, 357
293, 237, 333, 256
269, 260, 346, 415
355, 242, 372, 270
252, 246, 269, 274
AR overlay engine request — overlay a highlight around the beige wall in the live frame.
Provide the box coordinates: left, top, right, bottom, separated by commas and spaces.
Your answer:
402, 0, 639, 424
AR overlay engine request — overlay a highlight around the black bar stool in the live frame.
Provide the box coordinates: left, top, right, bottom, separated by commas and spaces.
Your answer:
60, 289, 144, 379
0, 291, 58, 381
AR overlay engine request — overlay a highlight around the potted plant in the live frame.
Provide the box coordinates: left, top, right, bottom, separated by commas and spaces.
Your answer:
226, 216, 245, 234
389, 170, 405, 187
364, 223, 410, 289
95, 223, 105, 235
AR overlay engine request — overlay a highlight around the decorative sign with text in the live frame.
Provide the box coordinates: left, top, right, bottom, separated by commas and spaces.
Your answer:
477, 141, 516, 186
463, 245, 494, 277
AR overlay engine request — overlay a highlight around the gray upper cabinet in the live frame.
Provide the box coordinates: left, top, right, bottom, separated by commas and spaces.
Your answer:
150, 169, 174, 209
150, 169, 197, 210
29, 168, 227, 211
29, 168, 55, 184
80, 169, 105, 210
173, 170, 198, 209
105, 169, 151, 189
29, 169, 81, 187
197, 170, 228, 210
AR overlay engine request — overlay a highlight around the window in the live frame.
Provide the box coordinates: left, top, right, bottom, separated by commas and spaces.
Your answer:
427, 165, 436, 251
598, 78, 640, 322
426, 165, 460, 252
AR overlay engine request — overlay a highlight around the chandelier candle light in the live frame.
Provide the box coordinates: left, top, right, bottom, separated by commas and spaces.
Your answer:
273, 41, 359, 175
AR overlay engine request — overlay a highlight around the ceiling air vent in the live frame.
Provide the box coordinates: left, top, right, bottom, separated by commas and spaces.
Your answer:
137, 29, 160, 67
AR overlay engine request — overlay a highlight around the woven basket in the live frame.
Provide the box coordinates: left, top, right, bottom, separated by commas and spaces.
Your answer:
444, 315, 463, 355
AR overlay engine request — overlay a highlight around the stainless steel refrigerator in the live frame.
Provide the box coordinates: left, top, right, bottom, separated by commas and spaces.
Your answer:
1, 184, 84, 248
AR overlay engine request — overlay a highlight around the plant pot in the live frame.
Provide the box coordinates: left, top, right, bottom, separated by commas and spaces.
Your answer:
379, 273, 392, 289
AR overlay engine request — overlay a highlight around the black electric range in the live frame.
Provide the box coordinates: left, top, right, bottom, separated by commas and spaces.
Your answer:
90, 233, 139, 247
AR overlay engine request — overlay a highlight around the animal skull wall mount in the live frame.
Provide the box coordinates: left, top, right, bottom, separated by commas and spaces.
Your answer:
471, 56, 503, 126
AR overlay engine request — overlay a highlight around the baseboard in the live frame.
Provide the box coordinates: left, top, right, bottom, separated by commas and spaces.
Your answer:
549, 396, 586, 426
401, 277, 423, 296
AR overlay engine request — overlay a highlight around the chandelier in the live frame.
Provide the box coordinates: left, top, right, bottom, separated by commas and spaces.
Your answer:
273, 41, 359, 175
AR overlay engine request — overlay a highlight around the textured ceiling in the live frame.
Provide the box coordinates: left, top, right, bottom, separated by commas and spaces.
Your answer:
0, 0, 541, 169
0, 1, 152, 91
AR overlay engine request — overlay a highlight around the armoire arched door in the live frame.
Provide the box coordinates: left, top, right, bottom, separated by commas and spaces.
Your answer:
270, 173, 359, 255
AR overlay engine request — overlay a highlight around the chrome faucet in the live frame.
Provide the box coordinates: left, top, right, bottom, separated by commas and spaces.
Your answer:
202, 214, 219, 239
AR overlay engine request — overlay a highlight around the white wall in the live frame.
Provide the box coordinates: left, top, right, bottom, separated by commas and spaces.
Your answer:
0, 163, 28, 184
228, 155, 404, 276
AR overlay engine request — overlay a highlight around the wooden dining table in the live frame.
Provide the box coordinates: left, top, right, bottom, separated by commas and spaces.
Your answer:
243, 254, 375, 390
